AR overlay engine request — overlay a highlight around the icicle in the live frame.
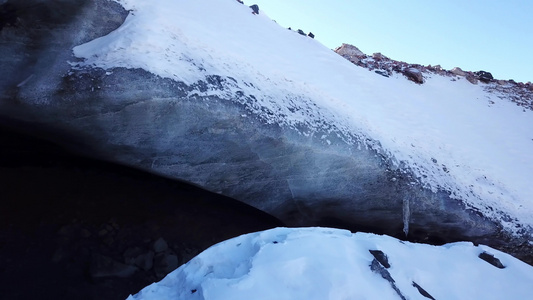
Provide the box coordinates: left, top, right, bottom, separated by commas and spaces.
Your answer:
402, 194, 410, 237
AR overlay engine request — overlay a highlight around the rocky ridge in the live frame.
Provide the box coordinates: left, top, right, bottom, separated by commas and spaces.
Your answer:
335, 43, 533, 111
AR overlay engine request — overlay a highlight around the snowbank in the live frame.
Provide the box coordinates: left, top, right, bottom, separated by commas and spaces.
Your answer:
127, 227, 533, 300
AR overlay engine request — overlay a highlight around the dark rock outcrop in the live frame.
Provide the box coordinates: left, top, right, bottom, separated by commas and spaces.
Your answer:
370, 258, 407, 300
403, 67, 424, 84
369, 250, 390, 268
412, 281, 436, 300
479, 251, 505, 269
451, 67, 466, 76
475, 70, 494, 83
249, 4, 259, 14
335, 43, 533, 110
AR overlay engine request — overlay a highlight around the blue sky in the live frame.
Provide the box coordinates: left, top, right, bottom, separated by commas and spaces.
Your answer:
250, 0, 532, 83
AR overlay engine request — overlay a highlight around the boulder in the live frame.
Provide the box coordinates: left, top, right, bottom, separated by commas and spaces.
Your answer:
403, 67, 424, 84
249, 4, 259, 14
373, 52, 385, 60
153, 237, 169, 253
334, 43, 365, 57
450, 67, 466, 76
475, 70, 493, 83
497, 80, 507, 85
466, 74, 479, 84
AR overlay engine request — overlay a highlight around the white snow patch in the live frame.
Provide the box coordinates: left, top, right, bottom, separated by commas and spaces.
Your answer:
127, 227, 533, 300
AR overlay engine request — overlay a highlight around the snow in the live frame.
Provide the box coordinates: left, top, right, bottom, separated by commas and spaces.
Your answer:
73, 0, 533, 234
127, 227, 533, 300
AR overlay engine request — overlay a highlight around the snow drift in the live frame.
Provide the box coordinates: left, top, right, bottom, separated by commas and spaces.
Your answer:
127, 227, 533, 300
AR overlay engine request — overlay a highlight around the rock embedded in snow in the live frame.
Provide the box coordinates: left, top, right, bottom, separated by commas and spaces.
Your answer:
466, 73, 479, 84
127, 227, 533, 300
249, 4, 259, 14
475, 70, 494, 83
402, 67, 424, 84
153, 237, 169, 253
479, 251, 505, 269
335, 43, 365, 58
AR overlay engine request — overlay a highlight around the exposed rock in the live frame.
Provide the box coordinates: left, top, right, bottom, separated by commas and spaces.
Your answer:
412, 281, 436, 299
479, 251, 505, 269
249, 4, 259, 14
334, 45, 532, 111
370, 258, 407, 300
334, 43, 365, 58
476, 70, 493, 83
451, 67, 466, 76
497, 79, 507, 85
153, 237, 169, 253
466, 74, 479, 84
369, 250, 390, 268
297, 29, 306, 36
373, 52, 385, 60
308, 32, 315, 39
375, 70, 390, 78
403, 67, 424, 84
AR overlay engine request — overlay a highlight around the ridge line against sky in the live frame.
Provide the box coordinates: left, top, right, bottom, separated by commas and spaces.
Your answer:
250, 0, 532, 83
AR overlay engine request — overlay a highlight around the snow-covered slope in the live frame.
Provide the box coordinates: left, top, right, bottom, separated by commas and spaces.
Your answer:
127, 227, 533, 300
72, 0, 533, 234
